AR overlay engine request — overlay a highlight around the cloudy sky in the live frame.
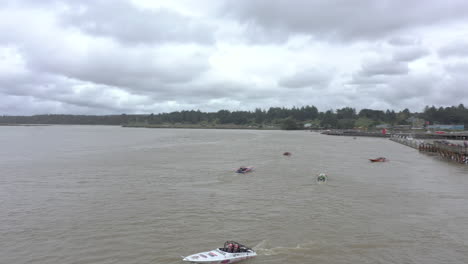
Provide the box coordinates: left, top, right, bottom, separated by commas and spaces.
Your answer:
1, 0, 468, 115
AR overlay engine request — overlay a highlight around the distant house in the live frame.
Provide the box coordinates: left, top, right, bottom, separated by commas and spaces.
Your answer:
427, 124, 465, 130
376, 124, 390, 129
392, 125, 411, 130
406, 117, 425, 129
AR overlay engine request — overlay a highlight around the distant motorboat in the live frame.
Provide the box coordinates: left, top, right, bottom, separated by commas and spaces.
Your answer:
283, 152, 292, 156
236, 166, 254, 174
369, 157, 386, 162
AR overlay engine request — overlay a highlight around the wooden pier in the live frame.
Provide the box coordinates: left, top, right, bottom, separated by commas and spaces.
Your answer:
322, 129, 468, 165
322, 130, 468, 140
390, 136, 468, 165
396, 132, 468, 140
321, 130, 389, 137
418, 141, 468, 164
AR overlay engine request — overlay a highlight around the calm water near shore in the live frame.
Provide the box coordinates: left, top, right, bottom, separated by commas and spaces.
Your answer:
1, 126, 468, 264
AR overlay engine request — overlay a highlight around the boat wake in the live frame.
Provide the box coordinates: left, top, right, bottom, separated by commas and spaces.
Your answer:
253, 240, 322, 256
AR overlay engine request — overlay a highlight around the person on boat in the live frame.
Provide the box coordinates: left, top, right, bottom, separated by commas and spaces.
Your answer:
227, 243, 233, 252
237, 167, 247, 173
233, 244, 239, 253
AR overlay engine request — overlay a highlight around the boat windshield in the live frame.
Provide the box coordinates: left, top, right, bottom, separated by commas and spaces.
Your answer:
220, 241, 252, 253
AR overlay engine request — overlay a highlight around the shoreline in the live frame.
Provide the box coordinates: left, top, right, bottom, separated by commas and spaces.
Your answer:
122, 123, 281, 130
0, 123, 52, 126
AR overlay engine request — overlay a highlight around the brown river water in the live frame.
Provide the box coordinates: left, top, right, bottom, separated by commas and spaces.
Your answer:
1, 126, 468, 264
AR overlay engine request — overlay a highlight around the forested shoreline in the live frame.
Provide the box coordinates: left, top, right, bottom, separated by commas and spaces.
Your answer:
1, 104, 467, 130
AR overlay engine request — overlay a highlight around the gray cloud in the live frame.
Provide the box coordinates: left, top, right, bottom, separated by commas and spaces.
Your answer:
27, 44, 211, 91
1, 0, 468, 115
0, 5, 212, 94
348, 75, 388, 85
222, 0, 468, 42
351, 43, 428, 86
438, 40, 468, 57
393, 47, 429, 62
347, 63, 468, 112
61, 1, 214, 45
278, 69, 332, 88
0, 70, 130, 112
360, 60, 409, 76
6, 0, 214, 45
384, 75, 438, 102
445, 62, 468, 74
345, 73, 438, 111
387, 36, 421, 46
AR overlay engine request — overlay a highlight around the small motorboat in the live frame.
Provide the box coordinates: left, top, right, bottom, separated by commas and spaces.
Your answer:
183, 241, 257, 264
317, 173, 328, 183
369, 157, 386, 162
283, 152, 292, 156
236, 166, 254, 174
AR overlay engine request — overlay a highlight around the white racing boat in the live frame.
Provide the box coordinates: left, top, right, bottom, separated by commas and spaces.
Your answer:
182, 241, 256, 264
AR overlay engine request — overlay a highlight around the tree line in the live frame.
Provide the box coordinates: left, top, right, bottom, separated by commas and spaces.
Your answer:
1, 104, 467, 130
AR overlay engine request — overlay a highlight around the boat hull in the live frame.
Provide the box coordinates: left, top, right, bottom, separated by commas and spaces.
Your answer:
183, 249, 256, 264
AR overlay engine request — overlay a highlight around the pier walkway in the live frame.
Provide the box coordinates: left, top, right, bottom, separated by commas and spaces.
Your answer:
390, 136, 468, 164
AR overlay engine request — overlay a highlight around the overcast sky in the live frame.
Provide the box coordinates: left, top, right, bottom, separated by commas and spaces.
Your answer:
1, 0, 468, 115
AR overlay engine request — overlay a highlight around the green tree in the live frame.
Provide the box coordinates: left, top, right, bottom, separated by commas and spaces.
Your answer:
337, 118, 356, 129
217, 110, 231, 124
281, 117, 301, 130
320, 110, 337, 128
336, 107, 356, 119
